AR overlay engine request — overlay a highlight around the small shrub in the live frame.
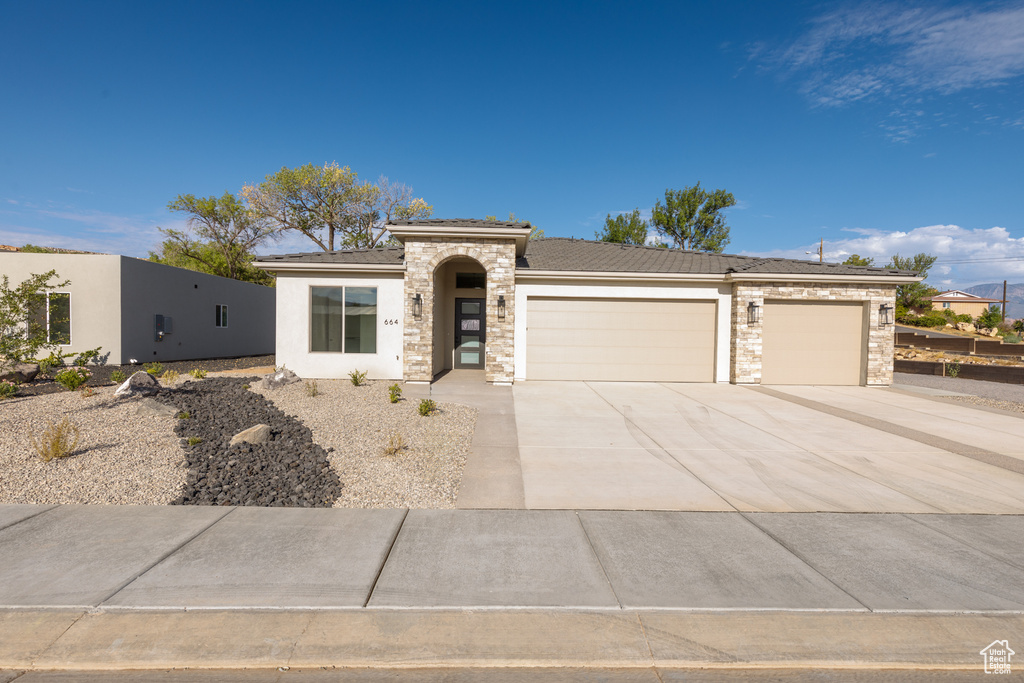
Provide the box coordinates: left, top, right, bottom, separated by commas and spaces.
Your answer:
144, 361, 164, 376
956, 314, 974, 323
418, 398, 436, 416
946, 360, 962, 378
33, 416, 80, 462
0, 380, 16, 400
901, 314, 947, 328
38, 351, 70, 376
187, 436, 202, 446
242, 383, 250, 390
176, 410, 191, 419
349, 369, 367, 386
54, 366, 90, 391
73, 347, 102, 367
160, 369, 179, 385
383, 432, 406, 455
79, 387, 95, 399
1003, 333, 1021, 344
976, 305, 1003, 330
109, 369, 127, 384
305, 380, 319, 397
188, 368, 208, 379
388, 383, 402, 403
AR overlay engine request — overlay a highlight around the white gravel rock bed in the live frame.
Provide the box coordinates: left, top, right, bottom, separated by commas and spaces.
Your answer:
0, 387, 186, 505
253, 379, 476, 509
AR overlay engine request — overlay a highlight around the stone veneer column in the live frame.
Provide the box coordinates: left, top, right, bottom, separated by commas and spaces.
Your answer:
402, 237, 517, 384
730, 282, 897, 386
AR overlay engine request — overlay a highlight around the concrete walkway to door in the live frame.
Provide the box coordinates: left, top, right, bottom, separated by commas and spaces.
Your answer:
512, 381, 1024, 513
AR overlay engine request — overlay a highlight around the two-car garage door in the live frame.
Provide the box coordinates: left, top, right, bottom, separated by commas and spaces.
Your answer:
525, 297, 717, 382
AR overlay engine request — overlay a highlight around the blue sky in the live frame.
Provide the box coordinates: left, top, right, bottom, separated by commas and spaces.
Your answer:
2, 1, 1023, 289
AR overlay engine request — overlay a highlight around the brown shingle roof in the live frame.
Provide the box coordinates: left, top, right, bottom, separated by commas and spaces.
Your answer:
256, 237, 917, 277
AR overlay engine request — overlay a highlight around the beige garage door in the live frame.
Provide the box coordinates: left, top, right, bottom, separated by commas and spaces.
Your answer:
762, 301, 865, 385
526, 297, 717, 381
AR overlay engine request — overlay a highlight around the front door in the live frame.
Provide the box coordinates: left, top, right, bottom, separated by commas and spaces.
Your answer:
455, 298, 485, 369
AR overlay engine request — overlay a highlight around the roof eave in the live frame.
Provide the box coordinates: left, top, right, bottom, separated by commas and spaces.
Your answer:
727, 273, 923, 284
515, 269, 727, 282
252, 261, 406, 275
388, 225, 532, 257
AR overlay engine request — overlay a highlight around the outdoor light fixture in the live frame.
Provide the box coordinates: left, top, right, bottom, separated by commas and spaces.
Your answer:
497, 294, 506, 320
879, 303, 894, 327
747, 301, 761, 325
412, 293, 422, 318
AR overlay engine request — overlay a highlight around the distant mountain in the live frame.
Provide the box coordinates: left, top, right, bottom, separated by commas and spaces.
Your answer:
963, 283, 1024, 319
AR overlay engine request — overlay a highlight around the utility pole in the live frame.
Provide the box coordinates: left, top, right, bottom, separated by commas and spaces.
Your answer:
1003, 280, 1008, 318
806, 239, 823, 263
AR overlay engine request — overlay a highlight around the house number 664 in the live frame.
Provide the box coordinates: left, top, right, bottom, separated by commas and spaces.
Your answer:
383, 319, 399, 325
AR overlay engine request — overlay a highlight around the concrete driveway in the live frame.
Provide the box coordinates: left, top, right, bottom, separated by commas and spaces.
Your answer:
512, 382, 1024, 512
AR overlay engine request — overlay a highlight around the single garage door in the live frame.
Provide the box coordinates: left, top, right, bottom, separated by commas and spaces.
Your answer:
525, 297, 717, 381
761, 301, 865, 385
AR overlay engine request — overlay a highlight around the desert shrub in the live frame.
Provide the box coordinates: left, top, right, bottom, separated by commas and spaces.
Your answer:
144, 362, 164, 376
187, 436, 202, 446
72, 347, 102, 367
383, 432, 407, 455
79, 387, 95, 399
37, 351, 71, 375
418, 398, 436, 416
946, 360, 962, 378
176, 410, 191, 419
1003, 333, 1021, 344
349, 369, 367, 386
109, 369, 127, 384
54, 366, 90, 391
33, 416, 80, 461
976, 306, 1003, 330
956, 314, 973, 323
305, 380, 319, 397
160, 369, 179, 385
388, 383, 402, 403
901, 314, 947, 328
188, 368, 208, 379
0, 380, 16, 400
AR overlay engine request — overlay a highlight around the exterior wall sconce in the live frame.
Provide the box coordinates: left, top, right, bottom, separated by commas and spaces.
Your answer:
412, 293, 422, 318
747, 301, 761, 325
879, 303, 894, 327
497, 294, 506, 320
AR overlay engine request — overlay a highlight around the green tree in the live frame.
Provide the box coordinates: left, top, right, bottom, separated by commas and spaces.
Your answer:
842, 254, 875, 266
596, 209, 648, 245
0, 270, 70, 362
243, 163, 432, 251
976, 305, 1003, 330
157, 192, 277, 283
149, 239, 274, 287
650, 184, 736, 252
888, 253, 939, 313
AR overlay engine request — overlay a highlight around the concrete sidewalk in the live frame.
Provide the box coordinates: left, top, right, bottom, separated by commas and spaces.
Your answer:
1, 505, 1022, 671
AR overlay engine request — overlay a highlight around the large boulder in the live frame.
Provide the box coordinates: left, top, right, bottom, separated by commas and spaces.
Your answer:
230, 423, 272, 446
956, 322, 976, 333
0, 361, 39, 384
114, 370, 161, 397
260, 368, 300, 390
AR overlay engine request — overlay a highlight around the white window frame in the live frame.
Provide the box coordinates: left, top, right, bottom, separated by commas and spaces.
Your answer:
215, 304, 228, 328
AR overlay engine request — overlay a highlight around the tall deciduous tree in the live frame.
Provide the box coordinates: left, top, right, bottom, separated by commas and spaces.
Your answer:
157, 192, 277, 283
651, 184, 736, 252
243, 163, 432, 251
888, 253, 939, 312
596, 209, 648, 245
842, 254, 875, 266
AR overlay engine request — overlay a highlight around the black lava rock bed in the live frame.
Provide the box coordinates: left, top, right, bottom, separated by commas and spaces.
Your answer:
160, 377, 342, 507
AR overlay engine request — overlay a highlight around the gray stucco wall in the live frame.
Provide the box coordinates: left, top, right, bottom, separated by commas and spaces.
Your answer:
119, 257, 275, 364
0, 253, 123, 363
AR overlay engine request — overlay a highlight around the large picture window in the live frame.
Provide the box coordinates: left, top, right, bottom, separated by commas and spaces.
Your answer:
311, 286, 377, 353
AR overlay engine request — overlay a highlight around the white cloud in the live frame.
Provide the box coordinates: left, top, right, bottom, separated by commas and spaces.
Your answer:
759, 2, 1024, 136
745, 224, 1024, 287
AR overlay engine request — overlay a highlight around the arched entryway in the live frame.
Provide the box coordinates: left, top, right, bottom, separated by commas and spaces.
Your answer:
432, 256, 488, 375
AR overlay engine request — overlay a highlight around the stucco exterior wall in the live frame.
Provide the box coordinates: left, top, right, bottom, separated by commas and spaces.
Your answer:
514, 279, 732, 382
0, 253, 123, 362
731, 282, 897, 386
274, 272, 404, 379
403, 238, 516, 384
118, 258, 275, 364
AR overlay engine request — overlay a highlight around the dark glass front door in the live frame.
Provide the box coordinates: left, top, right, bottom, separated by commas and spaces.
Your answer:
455, 298, 485, 369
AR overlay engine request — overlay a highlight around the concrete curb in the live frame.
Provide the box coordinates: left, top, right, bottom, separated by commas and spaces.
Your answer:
3, 609, 1022, 671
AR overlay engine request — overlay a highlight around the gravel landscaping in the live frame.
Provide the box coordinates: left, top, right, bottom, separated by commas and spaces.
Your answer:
894, 372, 1024, 415
0, 369, 477, 508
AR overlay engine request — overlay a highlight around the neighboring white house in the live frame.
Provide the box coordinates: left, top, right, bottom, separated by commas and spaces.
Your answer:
254, 219, 919, 386
0, 251, 275, 365
926, 290, 1001, 318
